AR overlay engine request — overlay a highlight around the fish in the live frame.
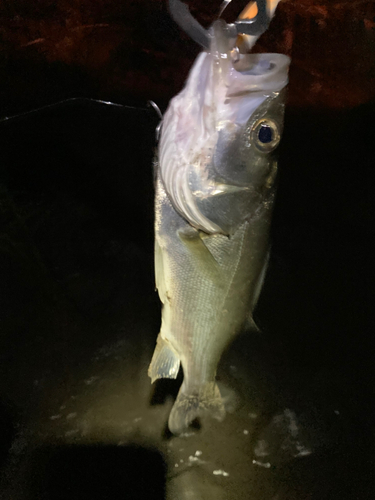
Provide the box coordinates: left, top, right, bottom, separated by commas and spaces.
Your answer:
148, 1, 290, 435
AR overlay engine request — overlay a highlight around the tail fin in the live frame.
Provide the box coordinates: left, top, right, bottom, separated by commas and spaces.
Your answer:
168, 382, 225, 435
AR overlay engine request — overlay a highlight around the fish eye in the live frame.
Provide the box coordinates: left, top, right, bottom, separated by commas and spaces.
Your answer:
251, 119, 280, 153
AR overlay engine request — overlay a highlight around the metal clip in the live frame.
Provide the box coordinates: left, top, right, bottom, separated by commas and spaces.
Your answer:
168, 0, 272, 49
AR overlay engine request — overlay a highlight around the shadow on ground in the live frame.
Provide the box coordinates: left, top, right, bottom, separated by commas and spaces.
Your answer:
23, 444, 165, 500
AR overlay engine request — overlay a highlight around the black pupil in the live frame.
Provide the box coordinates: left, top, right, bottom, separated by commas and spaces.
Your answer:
258, 124, 273, 144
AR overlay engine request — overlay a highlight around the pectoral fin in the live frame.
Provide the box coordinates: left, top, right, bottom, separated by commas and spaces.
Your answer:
148, 334, 180, 383
178, 227, 222, 282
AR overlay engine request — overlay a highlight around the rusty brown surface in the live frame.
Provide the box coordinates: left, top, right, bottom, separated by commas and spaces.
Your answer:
256, 0, 375, 108
0, 0, 374, 116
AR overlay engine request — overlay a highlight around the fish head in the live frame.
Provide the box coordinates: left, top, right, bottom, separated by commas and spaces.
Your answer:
159, 20, 290, 234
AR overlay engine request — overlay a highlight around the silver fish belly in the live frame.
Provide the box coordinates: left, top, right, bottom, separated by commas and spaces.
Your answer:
149, 20, 290, 435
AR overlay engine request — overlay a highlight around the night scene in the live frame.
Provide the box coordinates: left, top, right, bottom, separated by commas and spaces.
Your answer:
0, 1, 374, 499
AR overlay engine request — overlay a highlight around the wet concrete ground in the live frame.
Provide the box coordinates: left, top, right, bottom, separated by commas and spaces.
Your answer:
0, 101, 373, 499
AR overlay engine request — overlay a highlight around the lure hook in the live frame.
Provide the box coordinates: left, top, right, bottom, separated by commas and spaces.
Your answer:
147, 100, 163, 141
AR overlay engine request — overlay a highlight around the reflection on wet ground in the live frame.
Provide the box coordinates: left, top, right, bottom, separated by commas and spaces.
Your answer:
0, 101, 373, 499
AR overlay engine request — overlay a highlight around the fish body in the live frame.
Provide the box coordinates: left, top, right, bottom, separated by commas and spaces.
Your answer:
149, 19, 290, 434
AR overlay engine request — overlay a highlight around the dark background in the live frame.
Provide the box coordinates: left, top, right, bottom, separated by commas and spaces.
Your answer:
0, 1, 374, 498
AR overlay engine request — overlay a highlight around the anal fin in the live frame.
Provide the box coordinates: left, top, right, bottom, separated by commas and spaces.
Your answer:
148, 334, 180, 383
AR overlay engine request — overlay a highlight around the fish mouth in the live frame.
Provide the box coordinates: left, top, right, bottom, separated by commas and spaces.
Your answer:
206, 20, 290, 98
233, 55, 277, 75
227, 52, 291, 97
232, 52, 290, 75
